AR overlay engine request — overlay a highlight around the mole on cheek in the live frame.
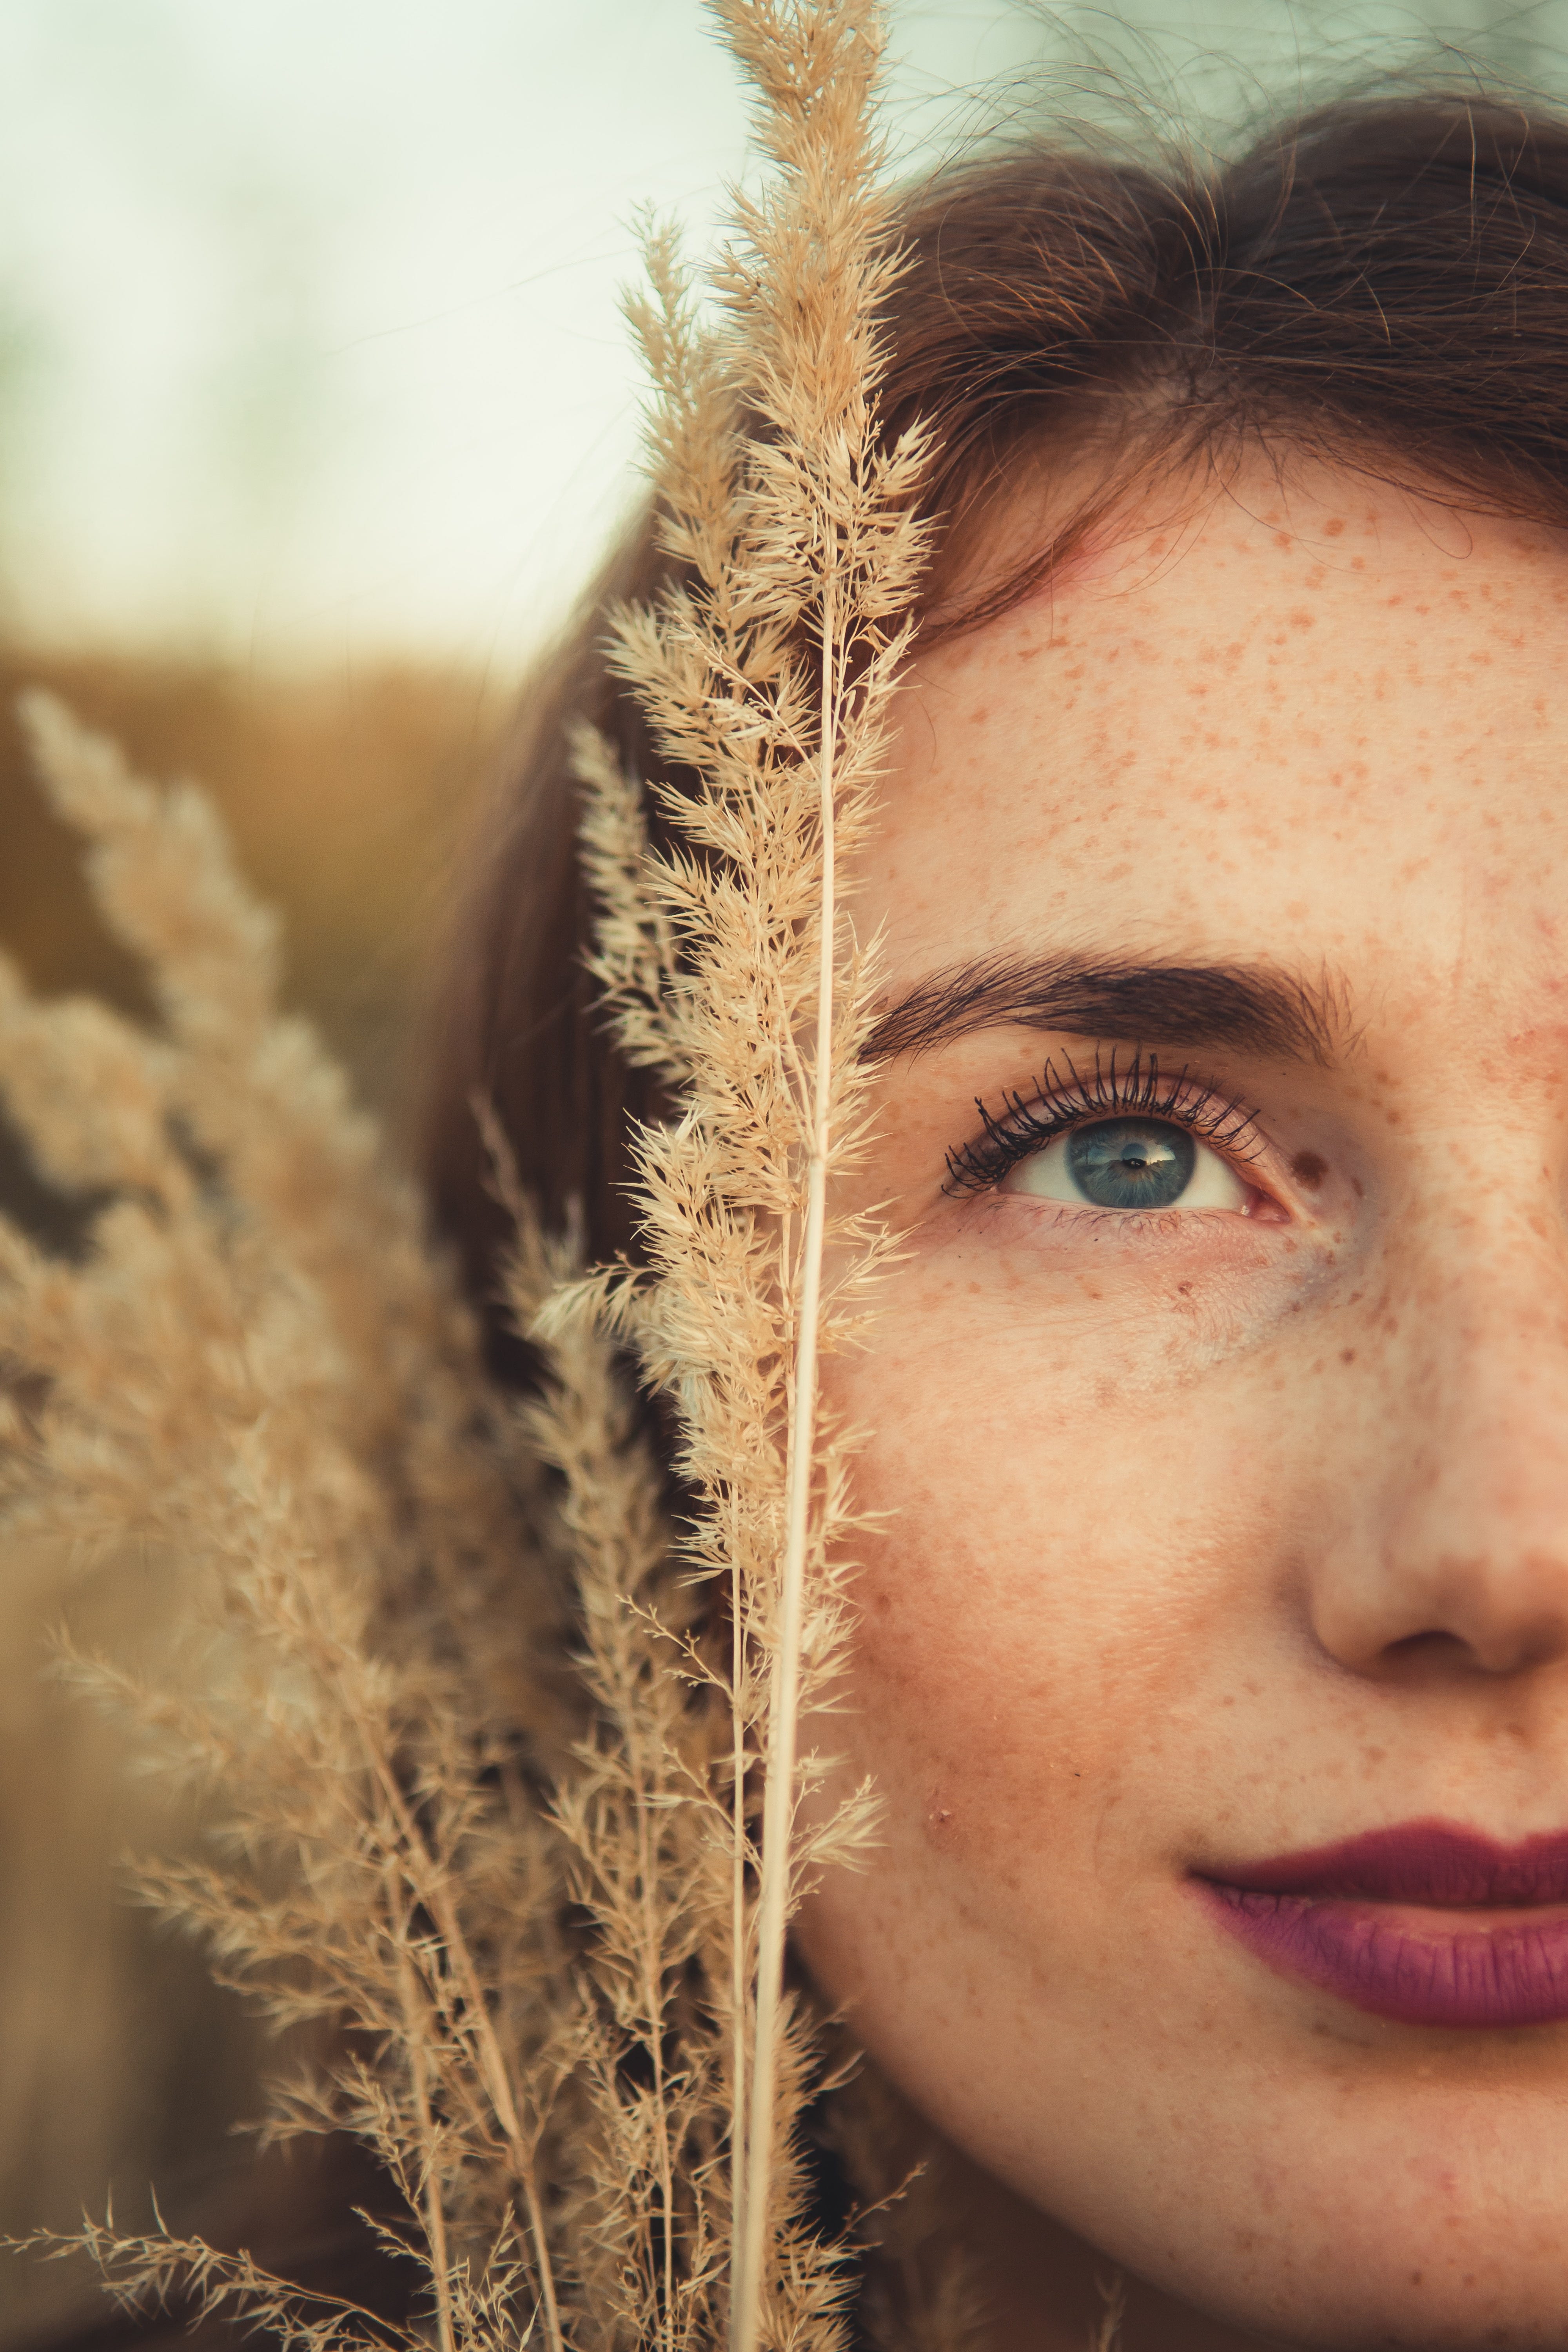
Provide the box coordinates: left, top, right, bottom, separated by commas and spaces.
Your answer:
1291, 1149, 1328, 1189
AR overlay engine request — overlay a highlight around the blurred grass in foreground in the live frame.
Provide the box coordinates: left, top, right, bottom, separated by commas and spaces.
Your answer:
0, 650, 512, 2346
0, 651, 508, 1111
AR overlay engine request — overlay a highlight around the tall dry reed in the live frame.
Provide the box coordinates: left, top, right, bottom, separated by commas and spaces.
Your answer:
565, 0, 931, 2342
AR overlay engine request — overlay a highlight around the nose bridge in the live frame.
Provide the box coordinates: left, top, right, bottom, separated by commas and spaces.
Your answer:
1310, 1207, 1568, 1677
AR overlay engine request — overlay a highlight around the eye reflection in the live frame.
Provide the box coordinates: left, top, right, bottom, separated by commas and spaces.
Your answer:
1002, 1115, 1250, 1212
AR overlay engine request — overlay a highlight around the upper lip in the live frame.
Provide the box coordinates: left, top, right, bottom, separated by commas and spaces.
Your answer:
1200, 1817, 1568, 1909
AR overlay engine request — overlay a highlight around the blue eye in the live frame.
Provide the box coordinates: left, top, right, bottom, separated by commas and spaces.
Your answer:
1069, 1117, 1194, 1208
1002, 1114, 1249, 1213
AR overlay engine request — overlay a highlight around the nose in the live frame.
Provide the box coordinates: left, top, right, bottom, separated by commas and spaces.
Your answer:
1307, 1234, 1568, 1681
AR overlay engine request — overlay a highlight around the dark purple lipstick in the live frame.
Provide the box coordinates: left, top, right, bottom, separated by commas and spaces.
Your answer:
1195, 1820, 1568, 2028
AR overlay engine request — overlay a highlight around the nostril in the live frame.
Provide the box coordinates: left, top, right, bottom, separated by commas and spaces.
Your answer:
1384, 1628, 1467, 1661
1310, 1514, 1568, 1683
1380, 1628, 1475, 1673
1381, 1620, 1568, 1677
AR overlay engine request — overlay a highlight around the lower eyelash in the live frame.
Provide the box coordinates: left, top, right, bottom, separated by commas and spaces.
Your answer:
943, 1047, 1263, 1196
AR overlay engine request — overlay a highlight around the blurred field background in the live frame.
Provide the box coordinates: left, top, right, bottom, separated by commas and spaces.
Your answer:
0, 0, 1564, 2339
0, 652, 514, 2346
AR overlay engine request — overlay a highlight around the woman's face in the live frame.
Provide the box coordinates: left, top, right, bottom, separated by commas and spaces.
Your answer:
800, 456, 1568, 2349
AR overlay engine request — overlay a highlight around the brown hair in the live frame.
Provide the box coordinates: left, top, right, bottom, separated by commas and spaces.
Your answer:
421, 88, 1568, 1359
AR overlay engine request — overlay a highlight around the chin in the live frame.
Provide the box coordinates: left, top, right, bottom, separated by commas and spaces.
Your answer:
1185, 2249, 1568, 2352
1014, 2097, 1568, 2352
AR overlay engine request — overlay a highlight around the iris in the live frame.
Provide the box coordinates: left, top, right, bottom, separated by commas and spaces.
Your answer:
1067, 1117, 1195, 1210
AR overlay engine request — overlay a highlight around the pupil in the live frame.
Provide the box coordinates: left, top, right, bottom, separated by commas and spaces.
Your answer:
1066, 1117, 1196, 1210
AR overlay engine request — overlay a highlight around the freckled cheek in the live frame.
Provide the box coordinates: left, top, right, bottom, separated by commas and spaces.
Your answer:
835, 1375, 1149, 1895
827, 1306, 1298, 1886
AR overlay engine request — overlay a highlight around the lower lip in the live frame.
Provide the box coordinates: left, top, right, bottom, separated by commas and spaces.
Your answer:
1197, 1882, 1568, 2027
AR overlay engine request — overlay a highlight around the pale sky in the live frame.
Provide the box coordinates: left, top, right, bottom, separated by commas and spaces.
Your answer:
0, 0, 1557, 668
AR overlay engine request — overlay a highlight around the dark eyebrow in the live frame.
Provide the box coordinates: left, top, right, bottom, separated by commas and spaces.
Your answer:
863, 951, 1348, 1065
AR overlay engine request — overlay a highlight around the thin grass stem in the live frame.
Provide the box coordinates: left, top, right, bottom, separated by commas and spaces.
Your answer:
630, 1665, 677, 2352
729, 1527, 748, 2330
392, 1885, 457, 2352
735, 566, 840, 2352
365, 1745, 564, 2352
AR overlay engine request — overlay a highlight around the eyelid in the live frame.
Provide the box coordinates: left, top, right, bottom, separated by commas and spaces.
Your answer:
944, 1048, 1270, 1199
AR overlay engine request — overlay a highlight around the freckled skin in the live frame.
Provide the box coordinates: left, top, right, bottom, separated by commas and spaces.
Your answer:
796, 460, 1568, 2349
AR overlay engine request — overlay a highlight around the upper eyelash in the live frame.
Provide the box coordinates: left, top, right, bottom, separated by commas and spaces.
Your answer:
943, 1047, 1265, 1197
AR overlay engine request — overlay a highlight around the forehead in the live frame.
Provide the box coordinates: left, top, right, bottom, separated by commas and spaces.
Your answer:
866, 460, 1568, 1013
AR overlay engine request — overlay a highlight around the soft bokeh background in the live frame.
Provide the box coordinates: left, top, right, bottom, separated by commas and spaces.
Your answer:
1, 0, 1564, 2338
